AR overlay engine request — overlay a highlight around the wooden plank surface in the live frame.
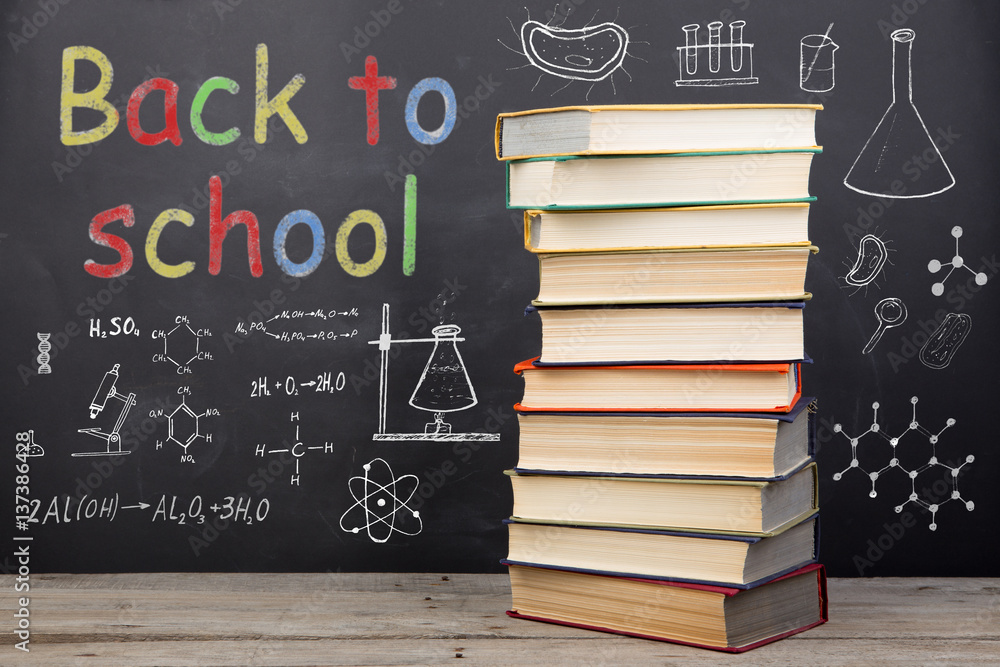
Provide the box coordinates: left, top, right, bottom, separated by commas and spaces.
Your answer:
1, 574, 998, 665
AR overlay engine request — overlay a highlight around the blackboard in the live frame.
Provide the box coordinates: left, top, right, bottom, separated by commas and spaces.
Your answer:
1, 0, 997, 577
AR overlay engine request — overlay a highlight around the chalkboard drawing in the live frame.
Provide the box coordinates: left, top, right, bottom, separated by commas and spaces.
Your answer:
832, 397, 973, 530
153, 388, 219, 464
675, 20, 758, 87
862, 297, 907, 354
919, 313, 971, 370
152, 316, 213, 373
799, 25, 838, 93
233, 307, 360, 343
369, 303, 500, 442
928, 226, 988, 297
501, 8, 636, 99
36, 333, 52, 374
75, 363, 136, 457
843, 233, 892, 292
340, 457, 422, 543
255, 411, 334, 486
844, 29, 955, 198
19, 430, 44, 457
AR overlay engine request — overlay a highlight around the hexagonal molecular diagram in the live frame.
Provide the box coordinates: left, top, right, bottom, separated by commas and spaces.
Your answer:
832, 396, 973, 530
153, 387, 219, 463
152, 316, 214, 375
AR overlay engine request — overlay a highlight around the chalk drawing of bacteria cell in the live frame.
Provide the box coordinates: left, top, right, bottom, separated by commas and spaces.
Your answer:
843, 233, 892, 292
502, 10, 640, 98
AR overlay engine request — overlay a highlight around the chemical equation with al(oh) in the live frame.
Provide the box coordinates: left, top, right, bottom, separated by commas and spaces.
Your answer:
21, 492, 269, 527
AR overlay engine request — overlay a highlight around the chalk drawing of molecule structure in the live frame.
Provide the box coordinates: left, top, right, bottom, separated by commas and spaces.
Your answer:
152, 316, 213, 374
928, 226, 988, 297
255, 412, 335, 486
154, 389, 219, 463
832, 396, 974, 530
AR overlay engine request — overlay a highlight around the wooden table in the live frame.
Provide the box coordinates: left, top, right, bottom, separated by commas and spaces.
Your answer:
2, 574, 998, 665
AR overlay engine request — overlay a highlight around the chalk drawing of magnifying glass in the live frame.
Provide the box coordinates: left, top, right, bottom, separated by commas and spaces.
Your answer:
863, 297, 907, 354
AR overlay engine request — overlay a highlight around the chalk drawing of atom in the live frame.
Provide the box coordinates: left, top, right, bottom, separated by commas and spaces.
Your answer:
339, 457, 423, 543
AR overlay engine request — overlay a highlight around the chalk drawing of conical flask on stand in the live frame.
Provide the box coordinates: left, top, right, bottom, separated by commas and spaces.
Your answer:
844, 29, 955, 198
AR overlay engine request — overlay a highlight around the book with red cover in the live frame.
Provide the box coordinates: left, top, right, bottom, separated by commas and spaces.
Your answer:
514, 357, 802, 413
506, 562, 828, 652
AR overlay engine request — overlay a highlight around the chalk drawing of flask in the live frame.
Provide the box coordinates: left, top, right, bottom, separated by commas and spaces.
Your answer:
844, 29, 955, 198
408, 324, 477, 435
800, 32, 838, 92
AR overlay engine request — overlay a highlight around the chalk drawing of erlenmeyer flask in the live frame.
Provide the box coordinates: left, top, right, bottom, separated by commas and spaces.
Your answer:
844, 29, 955, 198
408, 324, 478, 435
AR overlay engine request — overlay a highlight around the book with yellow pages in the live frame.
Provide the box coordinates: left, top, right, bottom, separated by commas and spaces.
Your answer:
523, 202, 811, 252
495, 104, 820, 160
506, 462, 818, 536
504, 512, 818, 589
516, 397, 814, 479
505, 562, 828, 652
514, 358, 803, 413
505, 150, 819, 210
531, 244, 816, 306
527, 302, 806, 364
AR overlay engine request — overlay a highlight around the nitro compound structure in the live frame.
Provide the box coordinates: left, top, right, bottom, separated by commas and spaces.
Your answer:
153, 387, 219, 463
832, 396, 974, 530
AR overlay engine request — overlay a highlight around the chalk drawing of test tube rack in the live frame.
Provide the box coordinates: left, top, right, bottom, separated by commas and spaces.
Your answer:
675, 20, 758, 87
368, 303, 500, 442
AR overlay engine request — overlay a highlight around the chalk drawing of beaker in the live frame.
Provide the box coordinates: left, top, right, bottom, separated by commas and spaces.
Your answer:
800, 33, 838, 92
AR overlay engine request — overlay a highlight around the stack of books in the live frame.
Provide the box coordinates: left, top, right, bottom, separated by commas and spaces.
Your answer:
496, 104, 828, 652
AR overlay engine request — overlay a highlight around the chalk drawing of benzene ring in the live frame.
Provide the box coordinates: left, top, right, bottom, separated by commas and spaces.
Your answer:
339, 458, 422, 543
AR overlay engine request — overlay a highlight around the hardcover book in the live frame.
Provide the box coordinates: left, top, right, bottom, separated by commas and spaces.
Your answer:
504, 513, 818, 588
506, 562, 828, 652
528, 302, 806, 364
506, 462, 818, 536
531, 245, 816, 306
495, 104, 820, 160
505, 150, 819, 210
515, 397, 814, 478
523, 202, 812, 252
514, 358, 803, 413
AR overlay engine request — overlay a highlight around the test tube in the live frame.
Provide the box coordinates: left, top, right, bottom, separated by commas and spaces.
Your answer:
708, 21, 722, 73
730, 20, 746, 72
682, 24, 699, 75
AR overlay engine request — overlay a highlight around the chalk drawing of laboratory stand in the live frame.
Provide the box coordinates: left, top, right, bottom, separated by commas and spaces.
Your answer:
368, 303, 500, 442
